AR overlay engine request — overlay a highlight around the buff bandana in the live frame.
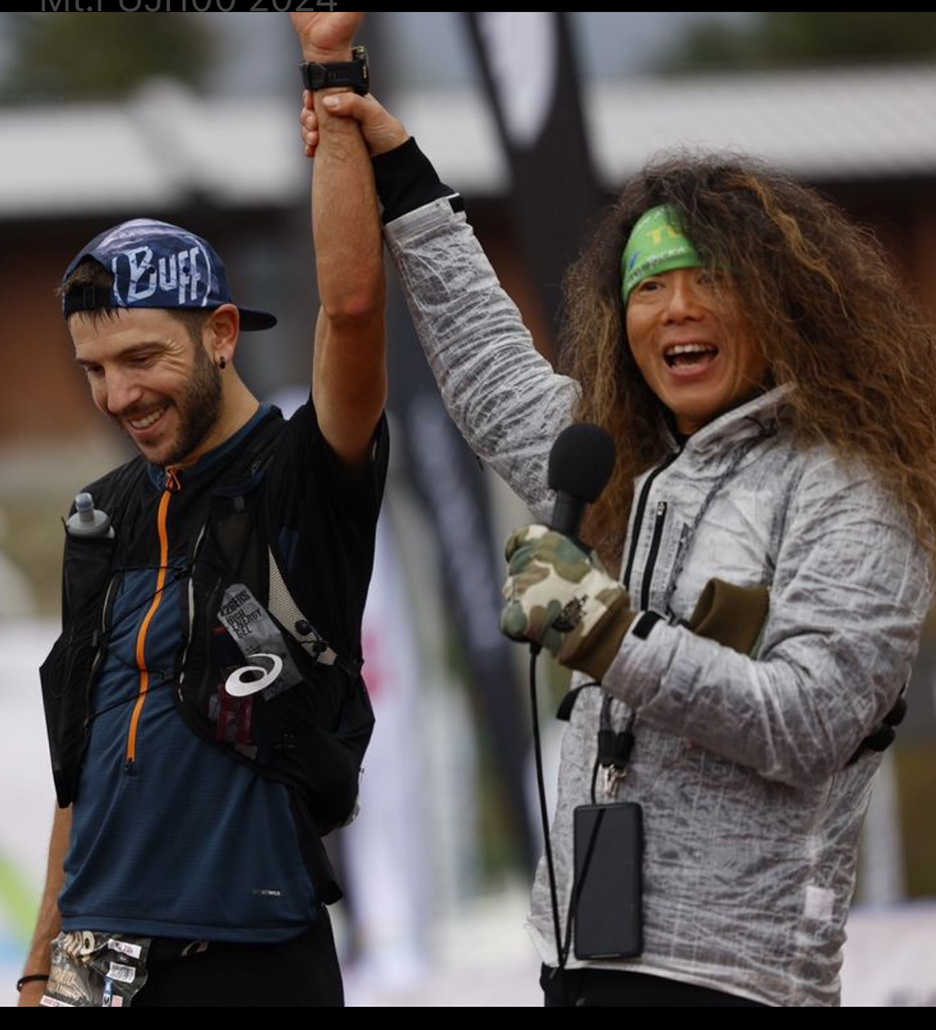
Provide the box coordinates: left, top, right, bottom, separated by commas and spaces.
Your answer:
62, 219, 277, 331
621, 204, 702, 304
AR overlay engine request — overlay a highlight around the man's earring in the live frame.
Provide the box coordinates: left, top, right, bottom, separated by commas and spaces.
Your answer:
219, 357, 227, 371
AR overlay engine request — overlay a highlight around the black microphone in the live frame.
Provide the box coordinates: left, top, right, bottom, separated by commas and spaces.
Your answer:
548, 423, 616, 542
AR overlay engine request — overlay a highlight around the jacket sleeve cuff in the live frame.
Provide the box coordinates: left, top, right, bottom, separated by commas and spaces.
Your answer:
598, 611, 670, 707
571, 607, 635, 682
372, 137, 462, 225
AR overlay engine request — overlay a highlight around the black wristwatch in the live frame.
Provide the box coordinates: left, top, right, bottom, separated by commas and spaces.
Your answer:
301, 45, 369, 96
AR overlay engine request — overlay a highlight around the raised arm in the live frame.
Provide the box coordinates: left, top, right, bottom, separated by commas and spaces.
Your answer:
300, 91, 579, 519
291, 12, 386, 468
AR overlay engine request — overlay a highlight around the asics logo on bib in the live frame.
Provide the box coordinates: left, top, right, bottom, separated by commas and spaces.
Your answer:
224, 654, 284, 697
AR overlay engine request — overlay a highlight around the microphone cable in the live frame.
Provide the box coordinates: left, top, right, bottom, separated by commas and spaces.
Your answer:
527, 642, 566, 967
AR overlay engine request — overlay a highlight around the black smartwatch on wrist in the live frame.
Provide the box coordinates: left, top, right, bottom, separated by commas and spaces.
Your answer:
301, 45, 369, 96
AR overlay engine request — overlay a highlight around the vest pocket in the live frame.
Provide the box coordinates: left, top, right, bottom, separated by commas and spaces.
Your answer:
62, 532, 117, 626
42, 532, 118, 806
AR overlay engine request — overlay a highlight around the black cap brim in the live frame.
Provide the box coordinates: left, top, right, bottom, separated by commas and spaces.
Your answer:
237, 307, 278, 332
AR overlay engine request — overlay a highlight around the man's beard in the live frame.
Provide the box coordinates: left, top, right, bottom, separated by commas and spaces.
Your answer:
119, 344, 223, 467
168, 345, 224, 466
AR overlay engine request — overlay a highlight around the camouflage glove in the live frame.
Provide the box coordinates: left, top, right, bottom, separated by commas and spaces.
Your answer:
500, 525, 635, 681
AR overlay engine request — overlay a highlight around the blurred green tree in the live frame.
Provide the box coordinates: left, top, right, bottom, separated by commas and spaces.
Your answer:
660, 12, 936, 74
0, 13, 213, 103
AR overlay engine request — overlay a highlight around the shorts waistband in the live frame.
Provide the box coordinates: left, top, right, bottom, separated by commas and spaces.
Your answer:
147, 938, 212, 962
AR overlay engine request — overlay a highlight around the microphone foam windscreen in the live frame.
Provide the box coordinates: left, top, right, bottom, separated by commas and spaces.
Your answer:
547, 424, 616, 503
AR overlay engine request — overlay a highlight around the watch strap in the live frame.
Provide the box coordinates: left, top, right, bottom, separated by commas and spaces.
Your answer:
301, 45, 369, 96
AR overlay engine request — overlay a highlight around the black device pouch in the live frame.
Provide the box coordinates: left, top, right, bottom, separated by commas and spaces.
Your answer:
179, 440, 374, 845
573, 802, 643, 960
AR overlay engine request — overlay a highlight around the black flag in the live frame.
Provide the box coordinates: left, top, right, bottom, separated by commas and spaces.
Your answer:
465, 11, 603, 335
385, 288, 540, 871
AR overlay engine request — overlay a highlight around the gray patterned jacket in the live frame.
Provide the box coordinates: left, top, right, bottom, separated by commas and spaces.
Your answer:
385, 197, 933, 1006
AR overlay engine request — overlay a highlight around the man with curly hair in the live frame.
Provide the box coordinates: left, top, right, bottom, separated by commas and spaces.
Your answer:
300, 16, 936, 1006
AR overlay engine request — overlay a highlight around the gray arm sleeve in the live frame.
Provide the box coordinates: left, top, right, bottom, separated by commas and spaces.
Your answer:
385, 198, 581, 522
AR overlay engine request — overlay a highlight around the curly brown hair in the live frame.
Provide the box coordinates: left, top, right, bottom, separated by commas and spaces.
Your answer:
559, 152, 936, 566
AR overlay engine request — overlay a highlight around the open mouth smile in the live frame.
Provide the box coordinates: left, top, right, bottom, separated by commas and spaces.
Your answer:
126, 404, 170, 433
664, 343, 719, 370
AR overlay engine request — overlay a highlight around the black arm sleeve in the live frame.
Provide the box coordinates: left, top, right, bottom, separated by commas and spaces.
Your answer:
372, 137, 463, 225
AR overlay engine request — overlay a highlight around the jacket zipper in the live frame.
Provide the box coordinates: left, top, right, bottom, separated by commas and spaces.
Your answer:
125, 467, 181, 770
622, 448, 681, 593
641, 501, 669, 610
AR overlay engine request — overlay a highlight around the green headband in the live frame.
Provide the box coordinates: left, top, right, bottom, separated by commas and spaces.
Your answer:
621, 204, 702, 304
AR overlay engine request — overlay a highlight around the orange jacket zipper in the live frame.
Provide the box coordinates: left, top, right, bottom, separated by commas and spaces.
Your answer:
125, 467, 181, 768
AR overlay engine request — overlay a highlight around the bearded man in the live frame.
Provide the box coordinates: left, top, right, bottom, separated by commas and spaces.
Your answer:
18, 10, 387, 1008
